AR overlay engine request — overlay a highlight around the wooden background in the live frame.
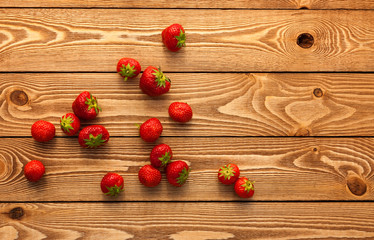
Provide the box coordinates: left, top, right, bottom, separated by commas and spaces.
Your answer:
1, 1, 374, 239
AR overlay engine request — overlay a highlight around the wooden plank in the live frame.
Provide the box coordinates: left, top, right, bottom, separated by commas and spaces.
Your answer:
2, 0, 374, 9
2, 202, 374, 239
0, 137, 373, 201
1, 73, 374, 137
1, 9, 374, 72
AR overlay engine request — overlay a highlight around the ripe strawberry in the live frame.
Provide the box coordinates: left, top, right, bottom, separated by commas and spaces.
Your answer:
72, 91, 101, 120
166, 160, 190, 187
139, 118, 163, 142
139, 66, 171, 97
117, 57, 141, 81
168, 102, 193, 123
78, 125, 109, 148
234, 177, 255, 198
162, 23, 186, 52
31, 120, 55, 142
218, 163, 240, 185
101, 172, 124, 197
150, 144, 173, 168
60, 113, 81, 136
138, 165, 162, 187
24, 160, 45, 182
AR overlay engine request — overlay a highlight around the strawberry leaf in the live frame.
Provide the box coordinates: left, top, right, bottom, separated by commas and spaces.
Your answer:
158, 152, 172, 168
177, 167, 190, 185
218, 165, 236, 180
84, 133, 107, 148
105, 184, 124, 197
60, 115, 74, 133
119, 63, 136, 81
241, 180, 255, 193
175, 29, 186, 48
85, 94, 102, 115
152, 68, 170, 88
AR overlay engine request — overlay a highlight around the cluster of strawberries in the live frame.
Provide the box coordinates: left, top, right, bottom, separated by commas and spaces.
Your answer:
218, 163, 255, 198
25, 23, 192, 197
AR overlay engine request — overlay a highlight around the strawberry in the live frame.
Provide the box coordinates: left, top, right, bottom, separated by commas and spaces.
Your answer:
78, 125, 109, 148
218, 163, 240, 185
162, 23, 186, 52
72, 91, 101, 120
139, 118, 163, 142
24, 160, 45, 182
117, 57, 141, 81
60, 113, 81, 136
139, 66, 171, 97
166, 160, 190, 187
168, 102, 193, 123
31, 120, 55, 142
150, 143, 173, 168
234, 177, 255, 198
138, 165, 162, 187
101, 172, 124, 197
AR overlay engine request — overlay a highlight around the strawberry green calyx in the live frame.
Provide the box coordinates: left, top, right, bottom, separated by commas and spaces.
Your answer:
105, 185, 124, 197
175, 29, 186, 48
177, 167, 190, 185
159, 152, 172, 168
84, 133, 106, 148
60, 116, 74, 133
152, 68, 171, 88
119, 63, 136, 81
85, 95, 102, 114
242, 180, 255, 193
218, 165, 236, 180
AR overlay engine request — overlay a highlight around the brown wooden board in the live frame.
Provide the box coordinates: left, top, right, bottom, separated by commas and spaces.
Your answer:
1, 73, 374, 137
2, 202, 374, 239
1, 0, 374, 9
1, 9, 374, 72
0, 137, 372, 201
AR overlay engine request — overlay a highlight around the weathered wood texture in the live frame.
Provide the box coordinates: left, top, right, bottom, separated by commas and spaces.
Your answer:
1, 137, 372, 201
2, 0, 374, 9
2, 202, 374, 240
1, 9, 374, 72
1, 73, 374, 137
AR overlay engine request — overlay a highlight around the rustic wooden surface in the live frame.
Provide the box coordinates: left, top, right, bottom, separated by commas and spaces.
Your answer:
2, 202, 374, 240
1, 9, 374, 72
2, 73, 374, 137
1, 2, 374, 240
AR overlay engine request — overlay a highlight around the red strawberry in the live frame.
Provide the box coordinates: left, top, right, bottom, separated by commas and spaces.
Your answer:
162, 23, 186, 52
24, 160, 45, 182
117, 57, 141, 81
138, 165, 162, 187
60, 113, 81, 136
234, 177, 255, 198
166, 160, 190, 187
139, 66, 171, 97
218, 163, 240, 185
150, 143, 173, 168
168, 102, 193, 123
72, 91, 101, 120
31, 120, 55, 142
139, 118, 163, 142
78, 125, 109, 148
101, 172, 124, 197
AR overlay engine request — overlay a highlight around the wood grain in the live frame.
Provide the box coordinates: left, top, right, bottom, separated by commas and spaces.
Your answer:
1, 73, 374, 136
2, 202, 374, 239
1, 137, 373, 201
2, 0, 374, 9
1, 9, 374, 72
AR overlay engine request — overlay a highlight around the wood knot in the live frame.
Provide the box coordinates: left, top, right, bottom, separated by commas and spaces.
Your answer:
313, 88, 323, 98
312, 147, 318, 152
294, 128, 310, 136
297, 33, 314, 48
347, 176, 367, 196
10, 90, 28, 106
9, 207, 24, 220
